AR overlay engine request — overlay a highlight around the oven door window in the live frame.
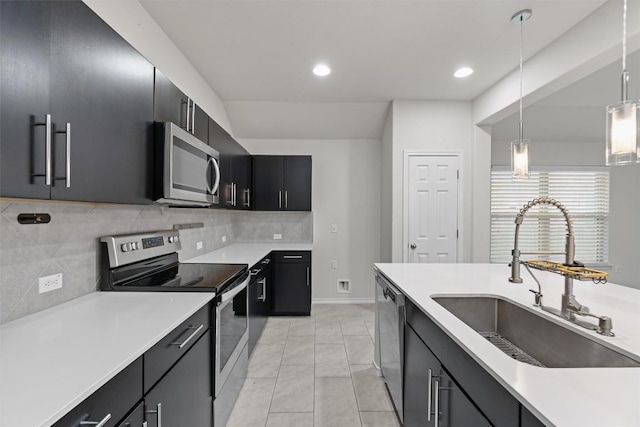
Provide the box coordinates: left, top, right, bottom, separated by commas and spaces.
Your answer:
219, 292, 247, 372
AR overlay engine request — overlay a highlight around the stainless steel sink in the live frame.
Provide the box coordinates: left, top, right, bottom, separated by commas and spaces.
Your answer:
432, 296, 640, 368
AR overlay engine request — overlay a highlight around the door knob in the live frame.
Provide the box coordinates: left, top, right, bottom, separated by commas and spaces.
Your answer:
410, 244, 417, 249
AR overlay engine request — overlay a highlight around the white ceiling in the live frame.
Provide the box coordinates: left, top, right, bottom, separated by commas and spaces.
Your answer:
140, 0, 607, 139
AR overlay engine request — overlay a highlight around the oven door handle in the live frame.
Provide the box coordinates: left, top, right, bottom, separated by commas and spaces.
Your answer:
219, 276, 250, 304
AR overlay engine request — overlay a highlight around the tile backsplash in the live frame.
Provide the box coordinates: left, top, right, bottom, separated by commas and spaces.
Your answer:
0, 200, 312, 324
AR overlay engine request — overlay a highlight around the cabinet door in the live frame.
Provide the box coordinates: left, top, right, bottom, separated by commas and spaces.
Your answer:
0, 0, 52, 199
252, 156, 283, 210
233, 150, 252, 209
404, 325, 438, 427
272, 260, 311, 315
439, 370, 491, 427
283, 156, 312, 211
145, 332, 212, 427
192, 104, 209, 144
154, 68, 189, 130
49, 1, 153, 203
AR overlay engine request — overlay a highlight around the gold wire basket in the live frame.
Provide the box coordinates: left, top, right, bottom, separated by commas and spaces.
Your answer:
524, 260, 608, 283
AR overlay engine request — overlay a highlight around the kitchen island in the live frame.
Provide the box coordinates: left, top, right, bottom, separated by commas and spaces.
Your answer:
374, 263, 640, 427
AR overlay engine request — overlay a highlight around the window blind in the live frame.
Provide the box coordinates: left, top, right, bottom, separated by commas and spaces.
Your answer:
490, 167, 610, 265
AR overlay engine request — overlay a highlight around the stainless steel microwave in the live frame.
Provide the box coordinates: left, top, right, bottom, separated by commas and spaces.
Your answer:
154, 122, 220, 206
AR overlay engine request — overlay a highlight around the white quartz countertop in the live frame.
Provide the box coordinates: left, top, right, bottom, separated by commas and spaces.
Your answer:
374, 263, 640, 427
182, 242, 313, 267
0, 291, 214, 427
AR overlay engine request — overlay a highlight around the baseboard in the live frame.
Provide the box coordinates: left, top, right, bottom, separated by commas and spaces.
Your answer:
312, 298, 375, 304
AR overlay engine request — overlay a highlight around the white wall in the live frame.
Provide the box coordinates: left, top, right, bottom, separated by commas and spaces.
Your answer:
83, 0, 232, 133
390, 100, 480, 262
492, 139, 640, 289
240, 139, 382, 301
380, 107, 393, 263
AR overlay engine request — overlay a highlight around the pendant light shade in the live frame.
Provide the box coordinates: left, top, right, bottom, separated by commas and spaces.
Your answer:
606, 101, 640, 165
511, 9, 532, 180
606, 0, 640, 165
511, 139, 530, 180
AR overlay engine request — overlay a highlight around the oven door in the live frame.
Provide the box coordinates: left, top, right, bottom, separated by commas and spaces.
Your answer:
158, 122, 220, 206
215, 275, 249, 397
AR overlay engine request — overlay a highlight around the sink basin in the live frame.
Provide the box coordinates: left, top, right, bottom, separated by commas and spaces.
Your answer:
432, 296, 640, 368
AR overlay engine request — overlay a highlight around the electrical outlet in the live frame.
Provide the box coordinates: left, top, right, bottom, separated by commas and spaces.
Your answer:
273, 234, 282, 240
222, 235, 227, 243
197, 241, 203, 250
331, 260, 338, 269
39, 273, 63, 294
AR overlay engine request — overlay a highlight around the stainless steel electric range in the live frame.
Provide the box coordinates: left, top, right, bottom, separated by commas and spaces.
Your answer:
99, 229, 249, 427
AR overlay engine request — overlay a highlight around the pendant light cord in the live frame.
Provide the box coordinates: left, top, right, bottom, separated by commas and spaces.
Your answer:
622, 0, 629, 101
519, 15, 524, 141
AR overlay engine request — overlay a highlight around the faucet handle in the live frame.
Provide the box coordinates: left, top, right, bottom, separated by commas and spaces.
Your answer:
529, 289, 543, 307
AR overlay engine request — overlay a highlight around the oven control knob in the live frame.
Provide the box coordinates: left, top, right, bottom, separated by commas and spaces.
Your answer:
121, 243, 130, 252
168, 236, 179, 244
131, 242, 139, 250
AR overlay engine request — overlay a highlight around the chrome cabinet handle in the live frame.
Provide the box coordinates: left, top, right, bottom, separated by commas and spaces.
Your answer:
278, 190, 282, 209
191, 101, 196, 134
250, 268, 261, 276
427, 368, 432, 421
306, 266, 310, 287
283, 255, 303, 259
79, 413, 111, 427
146, 403, 161, 427
34, 114, 53, 185
244, 188, 250, 208
258, 278, 267, 301
171, 324, 204, 349
285, 190, 288, 209
45, 114, 52, 185
434, 380, 440, 426
183, 98, 190, 131
55, 123, 71, 187
261, 258, 271, 265
233, 183, 237, 206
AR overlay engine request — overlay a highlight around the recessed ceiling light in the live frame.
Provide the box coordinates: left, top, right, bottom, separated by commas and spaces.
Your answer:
313, 64, 331, 77
454, 67, 474, 78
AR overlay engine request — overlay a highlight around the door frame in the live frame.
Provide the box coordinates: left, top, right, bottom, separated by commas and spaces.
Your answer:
403, 151, 464, 262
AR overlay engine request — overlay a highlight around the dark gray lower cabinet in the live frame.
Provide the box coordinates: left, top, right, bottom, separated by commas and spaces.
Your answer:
404, 298, 545, 427
272, 251, 311, 316
404, 326, 490, 427
144, 331, 212, 427
52, 357, 143, 427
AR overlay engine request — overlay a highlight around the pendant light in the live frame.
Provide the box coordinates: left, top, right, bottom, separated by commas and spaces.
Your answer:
511, 9, 532, 180
606, 0, 640, 165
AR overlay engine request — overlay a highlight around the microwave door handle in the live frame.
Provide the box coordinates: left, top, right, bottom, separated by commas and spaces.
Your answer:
205, 157, 215, 194
211, 157, 220, 195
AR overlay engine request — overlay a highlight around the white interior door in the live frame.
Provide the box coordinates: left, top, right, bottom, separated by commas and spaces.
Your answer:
407, 154, 459, 263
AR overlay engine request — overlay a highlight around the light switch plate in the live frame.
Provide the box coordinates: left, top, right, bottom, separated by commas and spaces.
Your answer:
331, 260, 338, 269
222, 235, 227, 243
197, 241, 203, 250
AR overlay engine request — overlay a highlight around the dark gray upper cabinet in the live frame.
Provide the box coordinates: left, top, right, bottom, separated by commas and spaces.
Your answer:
154, 68, 208, 143
0, 0, 154, 204
252, 156, 312, 211
208, 118, 252, 209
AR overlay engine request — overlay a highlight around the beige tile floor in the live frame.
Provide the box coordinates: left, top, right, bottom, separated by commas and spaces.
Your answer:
226, 304, 401, 427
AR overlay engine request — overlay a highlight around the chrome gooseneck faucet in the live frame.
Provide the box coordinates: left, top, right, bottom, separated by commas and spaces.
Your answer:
509, 197, 614, 336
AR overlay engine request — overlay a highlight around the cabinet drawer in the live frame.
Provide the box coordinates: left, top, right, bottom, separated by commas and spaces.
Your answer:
144, 304, 210, 393
273, 251, 311, 263
406, 300, 520, 427
53, 357, 142, 427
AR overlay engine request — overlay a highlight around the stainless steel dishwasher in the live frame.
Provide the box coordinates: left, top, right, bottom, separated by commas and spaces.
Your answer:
376, 273, 406, 423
